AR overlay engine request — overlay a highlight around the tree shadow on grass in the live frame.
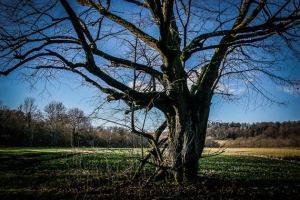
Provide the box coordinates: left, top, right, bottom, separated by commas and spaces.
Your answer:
0, 151, 79, 170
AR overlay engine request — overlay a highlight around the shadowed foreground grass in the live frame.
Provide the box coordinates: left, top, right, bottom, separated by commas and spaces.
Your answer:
0, 147, 299, 199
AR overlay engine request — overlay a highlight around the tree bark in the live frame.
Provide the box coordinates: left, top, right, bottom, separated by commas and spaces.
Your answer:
160, 52, 213, 182
165, 96, 211, 182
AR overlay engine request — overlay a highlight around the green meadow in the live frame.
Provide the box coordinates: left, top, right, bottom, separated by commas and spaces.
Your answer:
0, 147, 299, 199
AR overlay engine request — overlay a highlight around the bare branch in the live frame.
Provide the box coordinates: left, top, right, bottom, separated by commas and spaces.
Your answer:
124, 0, 148, 8
79, 0, 159, 51
91, 46, 163, 80
233, 0, 267, 29
0, 53, 53, 76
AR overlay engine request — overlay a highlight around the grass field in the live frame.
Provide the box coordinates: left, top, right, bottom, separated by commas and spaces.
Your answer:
0, 147, 299, 199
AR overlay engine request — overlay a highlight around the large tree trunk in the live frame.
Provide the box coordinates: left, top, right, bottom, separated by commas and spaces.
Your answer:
160, 52, 214, 182
166, 98, 211, 182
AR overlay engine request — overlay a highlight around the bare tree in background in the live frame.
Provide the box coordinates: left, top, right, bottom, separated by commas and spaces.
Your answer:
67, 107, 90, 147
20, 97, 38, 146
1, 0, 300, 182
44, 101, 67, 147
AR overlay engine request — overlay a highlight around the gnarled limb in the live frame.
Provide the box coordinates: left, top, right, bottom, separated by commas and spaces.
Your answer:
132, 121, 167, 181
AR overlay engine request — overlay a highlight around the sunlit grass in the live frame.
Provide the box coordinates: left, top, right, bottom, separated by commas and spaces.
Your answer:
200, 151, 300, 182
204, 148, 300, 160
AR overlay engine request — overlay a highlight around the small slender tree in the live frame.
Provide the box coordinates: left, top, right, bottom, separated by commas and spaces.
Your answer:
67, 107, 89, 147
1, 0, 300, 182
44, 101, 67, 146
21, 97, 38, 146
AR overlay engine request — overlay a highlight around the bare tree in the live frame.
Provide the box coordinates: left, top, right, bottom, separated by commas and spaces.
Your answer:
1, 0, 300, 182
20, 97, 38, 146
67, 107, 89, 147
44, 101, 67, 146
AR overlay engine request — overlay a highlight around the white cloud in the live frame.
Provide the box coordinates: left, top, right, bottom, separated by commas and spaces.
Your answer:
279, 85, 300, 96
128, 80, 164, 92
187, 70, 198, 89
281, 86, 294, 94
215, 82, 245, 95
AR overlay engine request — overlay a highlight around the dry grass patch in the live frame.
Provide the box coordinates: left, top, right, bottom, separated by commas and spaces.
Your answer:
205, 148, 300, 160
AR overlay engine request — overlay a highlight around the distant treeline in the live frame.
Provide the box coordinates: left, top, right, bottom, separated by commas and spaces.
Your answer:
0, 99, 147, 148
206, 121, 300, 148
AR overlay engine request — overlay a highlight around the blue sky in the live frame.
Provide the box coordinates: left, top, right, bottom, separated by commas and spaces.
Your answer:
0, 0, 300, 125
209, 94, 300, 123
1, 72, 299, 124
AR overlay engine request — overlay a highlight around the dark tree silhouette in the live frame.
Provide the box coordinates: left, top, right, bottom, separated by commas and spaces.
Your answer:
1, 0, 300, 182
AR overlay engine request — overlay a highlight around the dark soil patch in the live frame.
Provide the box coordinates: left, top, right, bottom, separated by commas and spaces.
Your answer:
2, 177, 299, 200
79, 179, 300, 199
